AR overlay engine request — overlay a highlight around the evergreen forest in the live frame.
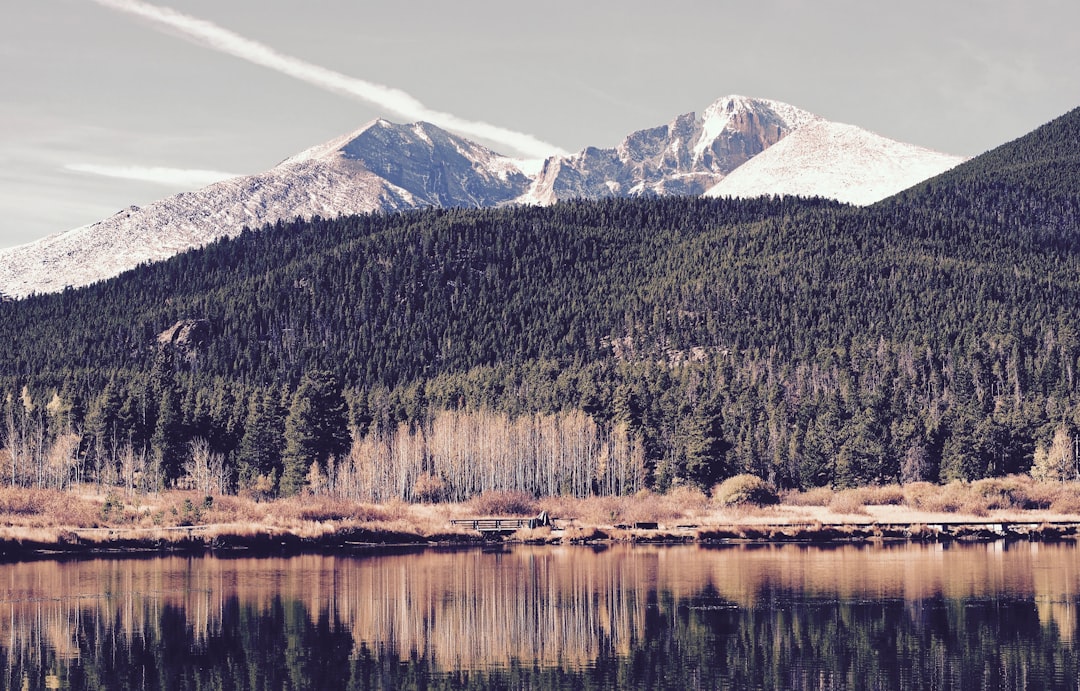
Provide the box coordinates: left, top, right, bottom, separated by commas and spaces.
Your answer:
1, 106, 1079, 501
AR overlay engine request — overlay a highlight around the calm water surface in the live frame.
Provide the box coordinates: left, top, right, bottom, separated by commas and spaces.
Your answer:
3, 542, 1080, 689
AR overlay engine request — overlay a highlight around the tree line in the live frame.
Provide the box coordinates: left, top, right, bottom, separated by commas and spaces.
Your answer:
2, 107, 1080, 498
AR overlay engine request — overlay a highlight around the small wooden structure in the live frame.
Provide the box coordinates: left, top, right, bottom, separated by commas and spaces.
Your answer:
451, 511, 553, 535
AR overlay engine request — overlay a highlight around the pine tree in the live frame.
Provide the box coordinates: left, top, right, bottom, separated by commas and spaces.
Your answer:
151, 388, 184, 487
150, 351, 185, 487
237, 387, 285, 492
280, 371, 351, 496
680, 394, 730, 490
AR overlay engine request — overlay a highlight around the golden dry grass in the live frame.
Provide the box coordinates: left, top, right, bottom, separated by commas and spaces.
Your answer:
536, 487, 710, 527
3, 477, 1080, 549
778, 476, 1080, 522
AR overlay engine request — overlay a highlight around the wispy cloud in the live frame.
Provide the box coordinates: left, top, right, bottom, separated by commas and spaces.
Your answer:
89, 0, 568, 159
65, 163, 239, 187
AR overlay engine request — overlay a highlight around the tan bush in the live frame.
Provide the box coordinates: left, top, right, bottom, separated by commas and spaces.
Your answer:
903, 482, 963, 513
969, 477, 1029, 510
412, 473, 447, 503
958, 499, 990, 517
666, 485, 710, 511
1049, 489, 1080, 515
1020, 481, 1062, 510
468, 491, 538, 516
828, 490, 869, 515
857, 485, 905, 506
200, 494, 267, 523
546, 495, 627, 525
0, 488, 102, 527
534, 492, 702, 526
0, 487, 50, 515
624, 488, 706, 524
782, 486, 835, 506
901, 476, 1080, 515
712, 474, 779, 507
275, 495, 389, 523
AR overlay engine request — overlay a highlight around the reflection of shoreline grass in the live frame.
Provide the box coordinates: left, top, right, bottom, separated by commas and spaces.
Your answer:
3, 476, 1080, 557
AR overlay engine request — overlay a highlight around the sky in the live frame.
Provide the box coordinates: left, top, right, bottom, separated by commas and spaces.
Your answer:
1, 0, 1078, 249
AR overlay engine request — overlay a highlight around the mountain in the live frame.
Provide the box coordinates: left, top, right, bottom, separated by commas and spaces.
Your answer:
887, 105, 1080, 239
519, 95, 819, 204
1, 105, 1078, 494
0, 119, 531, 298
704, 120, 966, 205
0, 95, 963, 298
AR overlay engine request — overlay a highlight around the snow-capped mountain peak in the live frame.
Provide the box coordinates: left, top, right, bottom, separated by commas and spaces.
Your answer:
692, 95, 820, 163
521, 95, 825, 205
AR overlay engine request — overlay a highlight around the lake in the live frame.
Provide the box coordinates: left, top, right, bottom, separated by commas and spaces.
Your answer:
2, 541, 1079, 689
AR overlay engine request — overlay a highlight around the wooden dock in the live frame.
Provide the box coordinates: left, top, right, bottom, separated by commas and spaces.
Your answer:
450, 512, 554, 535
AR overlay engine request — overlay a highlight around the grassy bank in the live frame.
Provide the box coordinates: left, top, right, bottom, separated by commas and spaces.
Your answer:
2, 475, 1080, 558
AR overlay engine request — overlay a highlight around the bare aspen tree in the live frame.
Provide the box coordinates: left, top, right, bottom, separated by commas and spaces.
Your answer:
341, 407, 637, 502
185, 438, 227, 495
120, 443, 146, 496
46, 433, 80, 491
1032, 426, 1074, 482
4, 400, 18, 487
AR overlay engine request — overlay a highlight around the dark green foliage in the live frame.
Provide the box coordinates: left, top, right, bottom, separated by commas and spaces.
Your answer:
236, 387, 285, 493
280, 371, 350, 496
149, 351, 185, 487
2, 106, 1080, 492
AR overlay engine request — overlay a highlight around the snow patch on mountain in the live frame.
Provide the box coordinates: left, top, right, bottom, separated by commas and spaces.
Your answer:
704, 120, 966, 205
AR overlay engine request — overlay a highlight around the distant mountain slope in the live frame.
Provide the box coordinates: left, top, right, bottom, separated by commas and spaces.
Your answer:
899, 106, 1080, 197
0, 95, 965, 298
887, 106, 1080, 237
704, 120, 965, 205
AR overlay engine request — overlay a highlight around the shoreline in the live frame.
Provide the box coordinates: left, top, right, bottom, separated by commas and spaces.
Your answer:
5, 480, 1080, 562
3, 515, 1079, 562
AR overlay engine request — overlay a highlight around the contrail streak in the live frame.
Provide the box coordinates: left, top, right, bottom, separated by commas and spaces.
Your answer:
65, 163, 239, 187
89, 0, 568, 159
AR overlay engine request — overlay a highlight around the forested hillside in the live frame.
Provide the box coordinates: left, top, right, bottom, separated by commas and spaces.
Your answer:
2, 107, 1079, 500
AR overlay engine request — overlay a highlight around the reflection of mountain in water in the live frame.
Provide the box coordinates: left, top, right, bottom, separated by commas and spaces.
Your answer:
1, 544, 1078, 689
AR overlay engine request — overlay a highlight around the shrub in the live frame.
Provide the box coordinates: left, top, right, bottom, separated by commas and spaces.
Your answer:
412, 473, 446, 503
100, 493, 125, 522
970, 477, 1028, 510
0, 487, 49, 515
712, 474, 779, 507
666, 485, 710, 512
903, 482, 962, 513
828, 490, 869, 515
469, 491, 538, 516
1050, 490, 1080, 515
278, 496, 375, 522
857, 485, 905, 506
782, 486, 835, 507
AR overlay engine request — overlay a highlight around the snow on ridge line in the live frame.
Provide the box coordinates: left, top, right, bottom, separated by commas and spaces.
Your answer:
704, 120, 967, 206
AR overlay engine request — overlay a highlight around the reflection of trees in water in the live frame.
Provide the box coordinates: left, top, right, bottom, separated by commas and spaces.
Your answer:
0, 545, 1079, 689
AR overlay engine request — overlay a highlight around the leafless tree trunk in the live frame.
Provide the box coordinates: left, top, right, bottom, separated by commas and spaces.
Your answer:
120, 443, 146, 496
46, 433, 81, 490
